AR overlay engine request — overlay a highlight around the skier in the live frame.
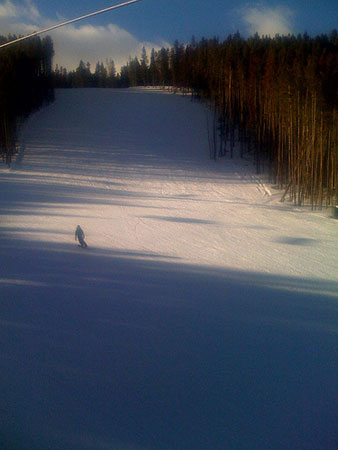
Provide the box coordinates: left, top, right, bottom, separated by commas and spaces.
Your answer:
75, 225, 88, 248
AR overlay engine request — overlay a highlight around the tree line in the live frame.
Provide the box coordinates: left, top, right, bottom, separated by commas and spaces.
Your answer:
53, 47, 152, 88
53, 59, 121, 88
0, 34, 54, 165
123, 33, 338, 209
1, 31, 337, 209
54, 32, 338, 208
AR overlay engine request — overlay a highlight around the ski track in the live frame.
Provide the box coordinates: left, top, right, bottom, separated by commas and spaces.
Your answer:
0, 88, 337, 450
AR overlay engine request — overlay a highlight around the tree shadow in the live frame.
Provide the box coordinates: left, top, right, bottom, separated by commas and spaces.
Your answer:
275, 237, 319, 246
2, 88, 337, 450
142, 215, 218, 225
1, 236, 337, 450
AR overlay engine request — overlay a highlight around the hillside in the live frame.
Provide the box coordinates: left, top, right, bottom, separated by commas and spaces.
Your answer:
0, 88, 337, 450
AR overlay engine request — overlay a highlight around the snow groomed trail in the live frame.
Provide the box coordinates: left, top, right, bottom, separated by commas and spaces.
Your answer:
0, 89, 337, 450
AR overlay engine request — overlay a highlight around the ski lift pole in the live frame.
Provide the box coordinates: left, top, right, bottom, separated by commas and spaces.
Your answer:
0, 0, 141, 49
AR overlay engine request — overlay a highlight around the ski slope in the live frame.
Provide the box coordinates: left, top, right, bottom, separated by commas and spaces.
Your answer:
0, 88, 337, 450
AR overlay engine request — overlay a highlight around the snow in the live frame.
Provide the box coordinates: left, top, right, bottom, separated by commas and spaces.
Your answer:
0, 88, 337, 450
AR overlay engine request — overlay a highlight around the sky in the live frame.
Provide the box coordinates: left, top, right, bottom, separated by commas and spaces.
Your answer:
0, 0, 337, 71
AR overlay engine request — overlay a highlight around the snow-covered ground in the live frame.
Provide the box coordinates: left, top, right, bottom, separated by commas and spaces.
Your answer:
0, 88, 337, 450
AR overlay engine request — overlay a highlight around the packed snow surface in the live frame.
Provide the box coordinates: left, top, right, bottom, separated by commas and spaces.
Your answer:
1, 88, 337, 450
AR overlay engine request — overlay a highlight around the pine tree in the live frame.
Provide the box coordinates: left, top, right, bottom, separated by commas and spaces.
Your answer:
140, 47, 149, 86
0, 34, 54, 164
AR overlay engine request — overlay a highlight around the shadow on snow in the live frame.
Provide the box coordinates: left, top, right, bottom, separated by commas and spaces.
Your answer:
0, 235, 337, 450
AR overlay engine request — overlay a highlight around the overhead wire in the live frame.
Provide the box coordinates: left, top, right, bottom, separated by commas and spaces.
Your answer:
0, 0, 140, 49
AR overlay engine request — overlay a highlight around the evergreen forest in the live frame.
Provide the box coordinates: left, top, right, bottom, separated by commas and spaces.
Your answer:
0, 34, 54, 165
1, 31, 337, 208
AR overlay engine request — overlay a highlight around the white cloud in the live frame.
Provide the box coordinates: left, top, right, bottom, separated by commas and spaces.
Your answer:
0, 0, 165, 71
22, 0, 40, 20
52, 23, 167, 71
0, 0, 38, 20
0, 0, 16, 17
239, 4, 294, 37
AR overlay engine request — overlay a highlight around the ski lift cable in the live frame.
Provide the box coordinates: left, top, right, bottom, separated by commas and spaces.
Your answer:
0, 0, 141, 49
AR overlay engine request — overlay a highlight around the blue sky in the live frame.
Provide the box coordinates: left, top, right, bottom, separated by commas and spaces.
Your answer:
0, 0, 337, 70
